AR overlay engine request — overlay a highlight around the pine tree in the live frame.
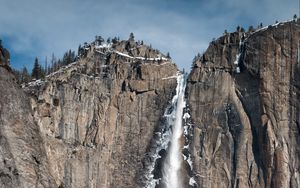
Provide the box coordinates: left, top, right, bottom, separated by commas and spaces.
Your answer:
248, 25, 255, 32
129, 33, 134, 41
78, 44, 82, 57
95, 35, 104, 46
32, 57, 41, 80
44, 56, 48, 75
112, 37, 118, 44
70, 50, 75, 62
12, 69, 21, 83
51, 53, 56, 73
21, 66, 30, 83
166, 52, 171, 59
63, 51, 69, 65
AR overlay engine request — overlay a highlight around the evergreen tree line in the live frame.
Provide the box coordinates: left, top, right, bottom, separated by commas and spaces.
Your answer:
14, 34, 124, 84
13, 32, 170, 84
13, 49, 76, 84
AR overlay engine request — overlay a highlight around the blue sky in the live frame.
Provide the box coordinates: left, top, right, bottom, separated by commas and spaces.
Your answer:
0, 0, 298, 71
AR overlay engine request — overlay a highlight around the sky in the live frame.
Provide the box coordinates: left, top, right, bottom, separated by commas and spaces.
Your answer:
0, 0, 298, 71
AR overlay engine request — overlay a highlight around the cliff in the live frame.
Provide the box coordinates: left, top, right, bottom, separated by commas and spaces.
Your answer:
23, 39, 179, 187
1, 20, 300, 188
187, 20, 300, 187
0, 45, 57, 187
0, 43, 10, 69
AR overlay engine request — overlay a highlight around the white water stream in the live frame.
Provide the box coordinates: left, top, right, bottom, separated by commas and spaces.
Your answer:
145, 73, 187, 188
161, 73, 186, 188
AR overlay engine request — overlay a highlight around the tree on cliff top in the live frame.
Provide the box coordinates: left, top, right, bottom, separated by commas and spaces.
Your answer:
129, 32, 135, 41
166, 52, 171, 59
95, 35, 104, 46
31, 57, 44, 80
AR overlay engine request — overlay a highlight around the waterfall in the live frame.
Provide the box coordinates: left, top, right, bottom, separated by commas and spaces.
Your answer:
161, 73, 186, 188
144, 72, 187, 188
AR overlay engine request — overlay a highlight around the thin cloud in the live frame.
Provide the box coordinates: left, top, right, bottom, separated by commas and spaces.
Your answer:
0, 0, 298, 70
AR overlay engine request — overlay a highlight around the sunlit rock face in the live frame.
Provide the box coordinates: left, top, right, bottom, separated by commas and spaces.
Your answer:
187, 20, 300, 188
1, 20, 300, 188
24, 40, 179, 187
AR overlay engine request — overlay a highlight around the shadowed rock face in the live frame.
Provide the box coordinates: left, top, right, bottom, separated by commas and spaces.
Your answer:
24, 41, 178, 187
0, 66, 57, 187
0, 43, 10, 68
1, 21, 300, 188
187, 21, 300, 187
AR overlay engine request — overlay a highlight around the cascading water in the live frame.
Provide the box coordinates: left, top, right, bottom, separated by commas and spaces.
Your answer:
161, 73, 186, 188
144, 72, 189, 188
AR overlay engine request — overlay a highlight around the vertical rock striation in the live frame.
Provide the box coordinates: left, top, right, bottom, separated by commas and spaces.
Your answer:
1, 20, 300, 188
24, 40, 179, 187
0, 45, 57, 187
187, 20, 300, 187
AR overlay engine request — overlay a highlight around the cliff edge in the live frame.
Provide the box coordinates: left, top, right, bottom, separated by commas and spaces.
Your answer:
187, 20, 300, 187
24, 39, 179, 187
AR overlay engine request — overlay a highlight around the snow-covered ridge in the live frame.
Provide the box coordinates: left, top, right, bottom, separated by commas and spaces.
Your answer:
114, 50, 169, 61
24, 40, 172, 87
95, 43, 112, 49
46, 61, 78, 78
22, 79, 44, 88
233, 19, 297, 74
90, 41, 170, 62
246, 19, 296, 40
21, 61, 79, 88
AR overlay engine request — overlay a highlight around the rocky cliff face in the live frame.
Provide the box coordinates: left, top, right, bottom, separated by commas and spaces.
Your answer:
0, 46, 57, 187
0, 43, 10, 68
2, 20, 300, 188
24, 40, 178, 187
187, 20, 300, 187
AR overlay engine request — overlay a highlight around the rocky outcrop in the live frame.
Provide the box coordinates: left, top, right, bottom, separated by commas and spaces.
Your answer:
0, 43, 10, 69
0, 53, 56, 187
2, 20, 300, 188
24, 40, 178, 187
187, 20, 300, 187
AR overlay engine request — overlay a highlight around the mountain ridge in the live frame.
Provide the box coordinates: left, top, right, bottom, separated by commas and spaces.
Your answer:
0, 19, 299, 187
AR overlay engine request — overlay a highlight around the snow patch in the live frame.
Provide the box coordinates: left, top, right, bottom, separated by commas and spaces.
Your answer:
186, 155, 193, 170
247, 19, 294, 38
189, 177, 197, 186
115, 51, 134, 59
183, 112, 190, 119
233, 54, 240, 65
25, 79, 44, 88
46, 61, 78, 78
95, 43, 112, 49
183, 125, 189, 135
162, 75, 177, 80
